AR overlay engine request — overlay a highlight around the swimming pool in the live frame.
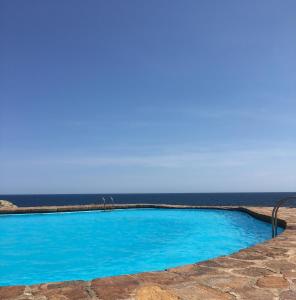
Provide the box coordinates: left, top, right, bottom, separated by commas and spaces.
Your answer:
0, 208, 282, 286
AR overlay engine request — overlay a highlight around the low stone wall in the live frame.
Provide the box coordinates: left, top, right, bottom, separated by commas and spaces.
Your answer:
0, 200, 17, 210
0, 203, 237, 214
0, 205, 295, 300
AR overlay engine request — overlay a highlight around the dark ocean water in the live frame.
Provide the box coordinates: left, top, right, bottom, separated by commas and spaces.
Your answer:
1, 192, 296, 207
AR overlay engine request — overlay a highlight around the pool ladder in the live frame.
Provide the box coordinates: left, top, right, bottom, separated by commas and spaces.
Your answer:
272, 195, 296, 238
101, 196, 115, 211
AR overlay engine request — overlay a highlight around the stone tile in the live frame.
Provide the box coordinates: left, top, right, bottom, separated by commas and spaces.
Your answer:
170, 283, 236, 300
91, 275, 140, 299
286, 255, 296, 264
200, 257, 254, 269
280, 290, 296, 300
281, 270, 296, 278
167, 264, 197, 274
253, 246, 290, 259
231, 249, 268, 261
168, 265, 228, 278
235, 287, 276, 300
135, 285, 180, 300
31, 281, 90, 300
0, 286, 25, 300
197, 275, 254, 292
45, 280, 85, 290
264, 260, 296, 273
256, 276, 289, 289
132, 271, 184, 286
232, 267, 274, 277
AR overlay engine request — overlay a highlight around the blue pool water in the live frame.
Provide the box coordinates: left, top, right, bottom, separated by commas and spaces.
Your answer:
0, 209, 283, 286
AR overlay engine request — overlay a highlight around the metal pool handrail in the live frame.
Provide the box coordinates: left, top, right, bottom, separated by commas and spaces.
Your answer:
272, 196, 296, 238
101, 196, 115, 211
102, 197, 106, 210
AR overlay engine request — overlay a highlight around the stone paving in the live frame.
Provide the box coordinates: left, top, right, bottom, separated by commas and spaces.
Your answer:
1, 205, 296, 300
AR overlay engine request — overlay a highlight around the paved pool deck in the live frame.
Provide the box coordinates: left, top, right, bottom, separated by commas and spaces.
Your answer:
0, 204, 296, 300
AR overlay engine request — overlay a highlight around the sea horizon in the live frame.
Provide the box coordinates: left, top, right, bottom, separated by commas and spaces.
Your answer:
1, 192, 296, 207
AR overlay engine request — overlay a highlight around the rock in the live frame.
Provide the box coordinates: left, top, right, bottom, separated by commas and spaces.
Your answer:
0, 200, 17, 209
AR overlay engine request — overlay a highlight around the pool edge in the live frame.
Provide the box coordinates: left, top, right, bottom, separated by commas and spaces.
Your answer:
1, 205, 295, 300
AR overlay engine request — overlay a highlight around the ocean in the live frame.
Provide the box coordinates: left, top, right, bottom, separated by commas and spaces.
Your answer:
1, 192, 296, 207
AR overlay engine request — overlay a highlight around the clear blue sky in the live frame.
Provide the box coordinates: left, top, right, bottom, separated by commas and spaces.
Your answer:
1, 0, 295, 194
